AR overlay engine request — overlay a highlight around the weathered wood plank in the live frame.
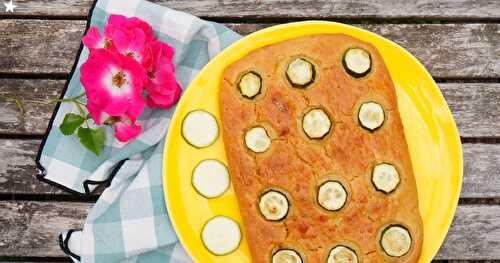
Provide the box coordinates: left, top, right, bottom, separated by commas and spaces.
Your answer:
0, 139, 498, 198
6, 0, 500, 20
1, 79, 498, 137
0, 201, 498, 259
0, 201, 90, 257
0, 20, 499, 78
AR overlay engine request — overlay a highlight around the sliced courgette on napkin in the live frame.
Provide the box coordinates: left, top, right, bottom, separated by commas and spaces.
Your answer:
302, 108, 331, 139
238, 71, 262, 99
192, 159, 230, 198
245, 126, 271, 153
372, 163, 400, 194
182, 110, 218, 148
318, 181, 347, 211
358, 102, 385, 131
327, 245, 358, 263
286, 58, 315, 88
201, 216, 241, 256
343, 48, 371, 78
259, 190, 289, 221
272, 249, 303, 263
380, 225, 412, 257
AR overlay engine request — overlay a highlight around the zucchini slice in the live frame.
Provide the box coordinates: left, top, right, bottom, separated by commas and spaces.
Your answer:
201, 216, 241, 256
286, 58, 315, 88
372, 163, 400, 194
302, 108, 331, 139
380, 225, 412, 257
358, 102, 385, 131
245, 126, 271, 153
192, 159, 230, 198
272, 249, 303, 263
238, 72, 262, 99
182, 110, 219, 148
343, 48, 371, 78
259, 190, 289, 221
318, 181, 347, 211
327, 245, 358, 263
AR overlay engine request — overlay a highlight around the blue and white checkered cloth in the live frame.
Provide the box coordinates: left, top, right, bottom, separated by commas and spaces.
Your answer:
35, 0, 241, 262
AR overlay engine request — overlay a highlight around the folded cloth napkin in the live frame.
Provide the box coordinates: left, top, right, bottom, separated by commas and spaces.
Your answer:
35, 0, 240, 262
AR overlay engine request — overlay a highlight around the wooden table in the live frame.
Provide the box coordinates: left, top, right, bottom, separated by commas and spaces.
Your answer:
0, 0, 499, 262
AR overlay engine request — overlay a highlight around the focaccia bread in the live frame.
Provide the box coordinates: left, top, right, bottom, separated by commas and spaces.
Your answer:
219, 34, 423, 263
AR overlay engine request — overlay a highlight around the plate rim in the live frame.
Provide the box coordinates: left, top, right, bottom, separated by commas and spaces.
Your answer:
162, 20, 463, 263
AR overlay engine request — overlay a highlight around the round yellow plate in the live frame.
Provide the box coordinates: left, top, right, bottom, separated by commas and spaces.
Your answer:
163, 21, 463, 263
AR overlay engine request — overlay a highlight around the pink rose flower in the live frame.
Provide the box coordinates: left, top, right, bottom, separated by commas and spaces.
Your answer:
82, 27, 114, 50
144, 41, 181, 109
80, 49, 146, 132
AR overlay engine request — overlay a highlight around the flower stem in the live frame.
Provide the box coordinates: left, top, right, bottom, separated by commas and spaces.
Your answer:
0, 95, 26, 117
47, 92, 86, 104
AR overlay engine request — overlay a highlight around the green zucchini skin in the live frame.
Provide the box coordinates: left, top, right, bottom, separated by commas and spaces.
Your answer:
380, 224, 412, 257
200, 216, 242, 256
370, 163, 400, 194
181, 110, 219, 149
302, 107, 332, 140
286, 58, 316, 88
258, 189, 290, 221
357, 101, 385, 132
342, 47, 372, 78
272, 249, 303, 263
328, 245, 358, 262
191, 159, 230, 199
238, 71, 262, 99
317, 180, 348, 212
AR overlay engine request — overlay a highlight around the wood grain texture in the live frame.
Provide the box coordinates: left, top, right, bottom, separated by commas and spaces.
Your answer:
1, 139, 498, 198
0, 20, 499, 78
0, 201, 498, 259
5, 0, 500, 20
0, 201, 90, 257
1, 79, 498, 137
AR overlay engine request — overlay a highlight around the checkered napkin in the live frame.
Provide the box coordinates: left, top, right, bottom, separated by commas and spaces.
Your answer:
35, 0, 240, 262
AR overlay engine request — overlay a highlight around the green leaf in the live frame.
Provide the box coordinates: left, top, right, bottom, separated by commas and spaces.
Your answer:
60, 113, 85, 135
77, 127, 105, 156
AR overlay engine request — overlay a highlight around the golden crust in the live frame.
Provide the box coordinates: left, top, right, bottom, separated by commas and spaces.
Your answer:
219, 34, 423, 263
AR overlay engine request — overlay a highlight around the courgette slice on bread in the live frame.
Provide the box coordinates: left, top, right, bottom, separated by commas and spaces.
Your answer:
192, 159, 230, 198
328, 245, 358, 263
318, 181, 348, 211
302, 108, 331, 139
259, 190, 289, 221
343, 48, 371, 78
381, 225, 412, 257
372, 163, 400, 194
245, 126, 271, 153
201, 216, 241, 256
358, 102, 385, 131
286, 58, 315, 88
238, 72, 262, 99
272, 249, 303, 263
182, 110, 219, 148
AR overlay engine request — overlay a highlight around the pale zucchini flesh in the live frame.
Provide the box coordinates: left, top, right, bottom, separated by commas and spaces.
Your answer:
302, 108, 331, 139
259, 190, 289, 221
238, 72, 262, 99
318, 181, 348, 211
192, 159, 230, 198
272, 249, 303, 263
358, 102, 385, 131
343, 48, 372, 78
327, 245, 358, 263
286, 58, 315, 88
201, 216, 241, 256
381, 225, 412, 257
182, 110, 219, 148
372, 163, 400, 194
245, 126, 271, 153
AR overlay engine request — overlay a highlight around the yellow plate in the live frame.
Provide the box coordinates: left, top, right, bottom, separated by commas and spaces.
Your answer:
163, 21, 463, 263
